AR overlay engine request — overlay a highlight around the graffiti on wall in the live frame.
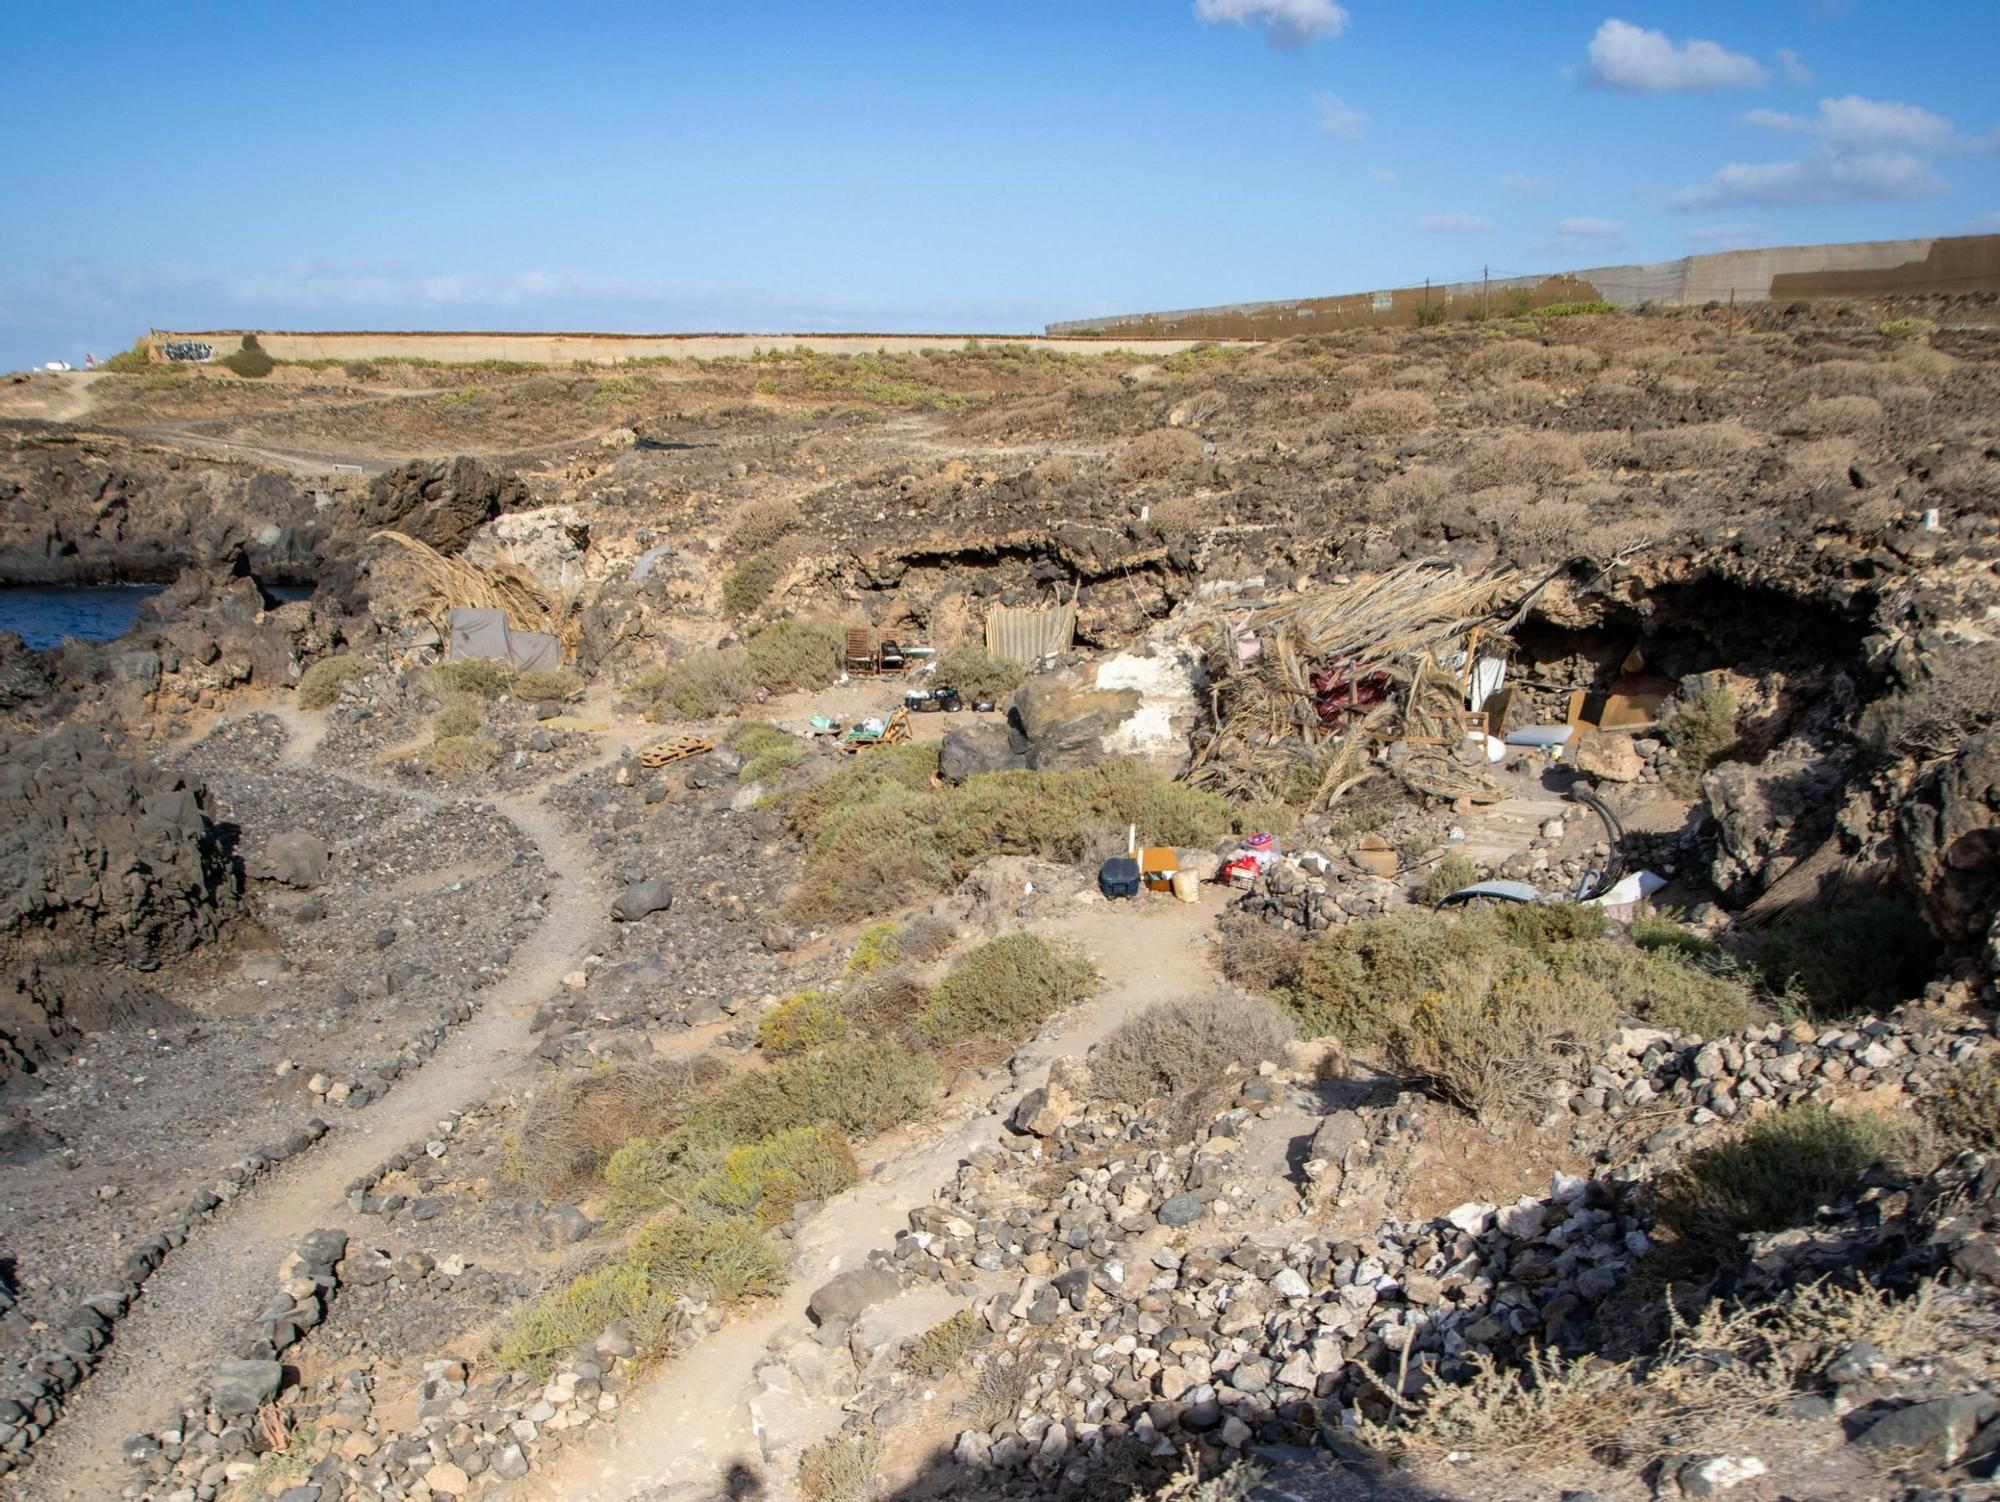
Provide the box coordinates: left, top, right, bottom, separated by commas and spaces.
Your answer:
162, 341, 214, 363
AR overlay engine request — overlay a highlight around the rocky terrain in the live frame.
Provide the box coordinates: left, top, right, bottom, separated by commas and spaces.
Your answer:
0, 295, 1997, 1502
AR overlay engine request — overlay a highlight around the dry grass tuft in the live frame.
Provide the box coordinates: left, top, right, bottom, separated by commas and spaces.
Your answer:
1455, 432, 1585, 489
1087, 993, 1295, 1106
1924, 1052, 2000, 1151
902, 1308, 984, 1376
726, 496, 802, 554
1342, 390, 1437, 437
798, 1427, 880, 1502
1115, 428, 1206, 482
1789, 394, 1882, 435
514, 1057, 726, 1197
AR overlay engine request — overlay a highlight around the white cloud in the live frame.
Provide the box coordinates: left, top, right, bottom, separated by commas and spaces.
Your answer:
1585, 18, 1766, 92
1686, 221, 1770, 250
1312, 91, 1364, 139
1746, 94, 1972, 151
1368, 166, 1397, 183
1499, 172, 1551, 195
1193, 0, 1348, 48
1538, 216, 1629, 255
1417, 211, 1493, 234
1775, 48, 1811, 84
1671, 148, 1946, 209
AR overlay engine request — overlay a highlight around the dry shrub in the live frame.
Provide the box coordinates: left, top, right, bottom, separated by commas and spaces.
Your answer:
1468, 376, 1546, 422
798, 1427, 879, 1502
840, 965, 934, 1047
1087, 993, 1295, 1106
1890, 343, 1956, 388
1388, 956, 1618, 1116
1784, 437, 1861, 489
919, 932, 1096, 1046
1790, 358, 1881, 398
1789, 394, 1882, 436
1512, 343, 1602, 382
1376, 465, 1446, 521
1492, 493, 1589, 559
514, 667, 582, 703
425, 658, 517, 699
1115, 428, 1206, 482
1148, 494, 1211, 539
1574, 429, 1628, 467
515, 1057, 726, 1196
296, 654, 371, 709
432, 693, 484, 738
1343, 390, 1436, 437
1216, 911, 1309, 992
1631, 421, 1760, 471
1390, 363, 1444, 391
1454, 431, 1584, 489
726, 496, 801, 554
898, 913, 959, 963
686, 1038, 936, 1142
423, 734, 500, 780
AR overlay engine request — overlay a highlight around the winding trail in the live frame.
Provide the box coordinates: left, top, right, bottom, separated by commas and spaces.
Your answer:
10, 707, 625, 1500
521, 890, 1230, 1502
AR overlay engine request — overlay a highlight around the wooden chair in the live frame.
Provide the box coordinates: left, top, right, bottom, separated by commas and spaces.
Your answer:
844, 628, 878, 676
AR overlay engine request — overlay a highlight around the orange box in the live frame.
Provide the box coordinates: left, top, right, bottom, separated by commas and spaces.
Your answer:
1138, 846, 1178, 891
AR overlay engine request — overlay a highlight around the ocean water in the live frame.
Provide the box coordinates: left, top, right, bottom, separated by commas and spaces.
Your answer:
0, 584, 312, 650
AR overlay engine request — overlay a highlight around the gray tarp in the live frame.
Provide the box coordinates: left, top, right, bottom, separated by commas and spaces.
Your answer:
446, 607, 562, 672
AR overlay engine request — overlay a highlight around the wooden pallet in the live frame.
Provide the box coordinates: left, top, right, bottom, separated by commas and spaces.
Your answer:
841, 707, 911, 754
638, 734, 714, 768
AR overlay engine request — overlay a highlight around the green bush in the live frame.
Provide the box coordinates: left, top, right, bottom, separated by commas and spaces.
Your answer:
631, 1214, 786, 1303
499, 1262, 674, 1377
1529, 300, 1619, 318
426, 658, 518, 700
679, 1123, 858, 1224
1288, 906, 1756, 1111
1630, 912, 1724, 962
1751, 897, 1941, 1020
1663, 687, 1737, 793
757, 992, 849, 1054
686, 1039, 936, 1144
1160, 343, 1251, 378
919, 933, 1096, 1047
1653, 1105, 1915, 1273
903, 1309, 983, 1376
1413, 299, 1451, 329
514, 668, 582, 703
933, 641, 1025, 703
624, 649, 755, 721
220, 334, 275, 378
1416, 852, 1479, 906
295, 654, 370, 709
101, 341, 154, 374
432, 694, 484, 738
785, 748, 1237, 924
722, 551, 788, 616
745, 619, 848, 694
846, 922, 902, 976
1924, 1054, 2000, 1151
730, 720, 804, 783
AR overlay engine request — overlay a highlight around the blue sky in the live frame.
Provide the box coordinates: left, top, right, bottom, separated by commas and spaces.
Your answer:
2, 1, 1996, 370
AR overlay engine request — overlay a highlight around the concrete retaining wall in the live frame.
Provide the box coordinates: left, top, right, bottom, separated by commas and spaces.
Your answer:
147, 329, 1235, 365
1047, 233, 2000, 338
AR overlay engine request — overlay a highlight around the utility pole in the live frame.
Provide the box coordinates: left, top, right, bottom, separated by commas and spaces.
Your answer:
1483, 264, 1489, 318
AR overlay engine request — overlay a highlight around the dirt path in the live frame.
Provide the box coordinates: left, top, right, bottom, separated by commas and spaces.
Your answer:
9, 708, 626, 1501
521, 888, 1231, 1502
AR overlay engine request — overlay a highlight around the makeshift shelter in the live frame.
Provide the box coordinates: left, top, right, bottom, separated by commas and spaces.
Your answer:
367, 530, 578, 662
985, 598, 1077, 663
446, 608, 562, 671
1186, 561, 1528, 811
